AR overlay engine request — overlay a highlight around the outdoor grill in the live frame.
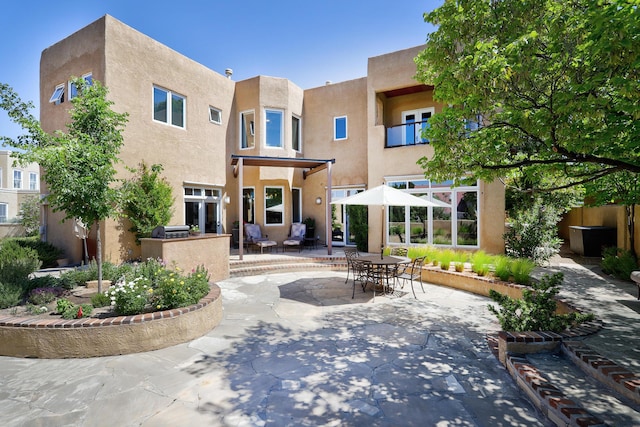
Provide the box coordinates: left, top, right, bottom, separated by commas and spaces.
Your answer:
151, 225, 190, 239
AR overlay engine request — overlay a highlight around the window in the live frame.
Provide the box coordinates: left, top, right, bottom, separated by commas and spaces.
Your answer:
0, 167, 3, 188
265, 186, 283, 225
0, 203, 6, 223
240, 111, 255, 149
385, 178, 479, 248
184, 186, 221, 234
69, 73, 93, 99
29, 172, 38, 190
209, 106, 222, 124
334, 116, 347, 140
49, 84, 65, 104
153, 86, 185, 128
292, 115, 301, 151
403, 108, 433, 145
13, 170, 22, 189
265, 109, 283, 148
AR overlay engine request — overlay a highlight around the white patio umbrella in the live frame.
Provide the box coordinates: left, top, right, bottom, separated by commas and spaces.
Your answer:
331, 184, 446, 255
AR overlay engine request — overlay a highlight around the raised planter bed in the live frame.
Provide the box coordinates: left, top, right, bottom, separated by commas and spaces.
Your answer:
0, 285, 222, 358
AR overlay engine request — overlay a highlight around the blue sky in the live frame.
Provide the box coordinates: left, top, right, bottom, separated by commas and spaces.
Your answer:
0, 0, 441, 143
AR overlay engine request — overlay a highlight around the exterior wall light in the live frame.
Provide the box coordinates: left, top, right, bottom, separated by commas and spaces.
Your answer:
315, 197, 322, 205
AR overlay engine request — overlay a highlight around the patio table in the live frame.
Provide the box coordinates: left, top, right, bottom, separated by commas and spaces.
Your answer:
359, 255, 411, 297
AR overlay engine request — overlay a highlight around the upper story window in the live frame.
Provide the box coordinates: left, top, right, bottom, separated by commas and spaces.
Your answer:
209, 106, 222, 125
403, 108, 432, 145
153, 86, 186, 128
334, 116, 347, 140
49, 84, 65, 105
0, 167, 3, 188
240, 110, 255, 149
0, 203, 6, 223
29, 172, 38, 190
69, 73, 93, 100
386, 108, 435, 148
292, 115, 301, 152
265, 109, 284, 148
13, 170, 22, 189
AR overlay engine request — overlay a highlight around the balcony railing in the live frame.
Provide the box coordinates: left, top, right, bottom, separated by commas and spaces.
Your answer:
385, 120, 430, 148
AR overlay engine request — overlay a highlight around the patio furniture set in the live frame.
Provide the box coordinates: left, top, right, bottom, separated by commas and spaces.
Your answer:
244, 223, 311, 254
344, 247, 427, 300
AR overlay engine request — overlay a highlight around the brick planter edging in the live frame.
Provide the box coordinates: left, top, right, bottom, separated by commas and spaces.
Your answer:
0, 284, 222, 358
506, 355, 606, 427
562, 341, 640, 406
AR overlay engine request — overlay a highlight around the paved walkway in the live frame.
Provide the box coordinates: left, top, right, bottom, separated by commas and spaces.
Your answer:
0, 254, 638, 426
0, 271, 548, 426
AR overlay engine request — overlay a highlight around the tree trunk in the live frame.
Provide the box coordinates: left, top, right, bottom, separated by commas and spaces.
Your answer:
97, 221, 103, 294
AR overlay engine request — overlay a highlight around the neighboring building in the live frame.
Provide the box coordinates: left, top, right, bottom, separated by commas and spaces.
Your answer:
0, 150, 40, 238
39, 15, 505, 264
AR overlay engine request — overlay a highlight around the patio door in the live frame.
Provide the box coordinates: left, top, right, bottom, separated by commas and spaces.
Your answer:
402, 108, 434, 145
184, 187, 222, 234
331, 188, 364, 246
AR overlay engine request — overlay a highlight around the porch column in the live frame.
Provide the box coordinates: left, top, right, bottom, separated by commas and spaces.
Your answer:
237, 157, 244, 260
326, 160, 332, 256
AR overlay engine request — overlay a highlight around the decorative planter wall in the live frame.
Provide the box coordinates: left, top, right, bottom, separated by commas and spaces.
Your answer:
0, 285, 222, 358
141, 234, 230, 282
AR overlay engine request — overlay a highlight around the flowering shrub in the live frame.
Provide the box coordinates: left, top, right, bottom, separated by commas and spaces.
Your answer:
108, 277, 153, 316
106, 260, 210, 315
154, 265, 210, 310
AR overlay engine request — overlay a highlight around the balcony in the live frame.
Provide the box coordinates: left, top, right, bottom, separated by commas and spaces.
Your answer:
385, 120, 430, 148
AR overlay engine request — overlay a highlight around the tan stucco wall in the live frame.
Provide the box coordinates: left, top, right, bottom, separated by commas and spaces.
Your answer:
141, 234, 230, 283
560, 204, 639, 254
226, 76, 309, 243
303, 78, 368, 242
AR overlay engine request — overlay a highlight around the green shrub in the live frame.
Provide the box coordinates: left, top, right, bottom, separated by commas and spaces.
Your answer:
471, 251, 493, 276
453, 251, 468, 272
503, 198, 562, 265
120, 162, 174, 244
28, 287, 66, 305
0, 240, 41, 286
154, 265, 210, 310
0, 282, 23, 309
10, 238, 64, 269
59, 268, 92, 289
438, 249, 455, 270
510, 258, 535, 285
488, 272, 594, 332
494, 256, 512, 282
56, 298, 93, 319
601, 247, 638, 281
24, 275, 63, 293
90, 292, 111, 307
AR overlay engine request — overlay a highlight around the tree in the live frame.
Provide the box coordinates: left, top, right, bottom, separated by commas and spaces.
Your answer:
19, 196, 41, 237
415, 0, 640, 252
1, 78, 128, 293
121, 162, 174, 244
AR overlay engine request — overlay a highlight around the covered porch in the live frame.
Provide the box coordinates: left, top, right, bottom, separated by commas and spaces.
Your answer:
230, 155, 335, 260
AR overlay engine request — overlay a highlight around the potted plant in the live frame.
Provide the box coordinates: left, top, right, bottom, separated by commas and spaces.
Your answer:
189, 225, 201, 235
303, 217, 315, 239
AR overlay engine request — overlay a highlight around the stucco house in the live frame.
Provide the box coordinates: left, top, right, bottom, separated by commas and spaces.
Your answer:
0, 150, 40, 238
39, 15, 506, 264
